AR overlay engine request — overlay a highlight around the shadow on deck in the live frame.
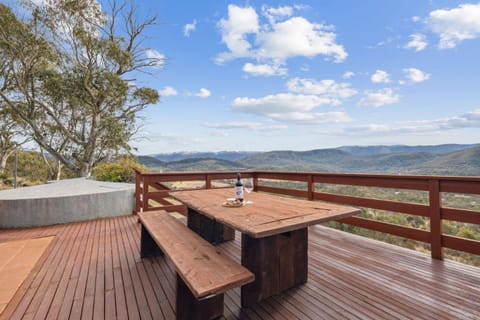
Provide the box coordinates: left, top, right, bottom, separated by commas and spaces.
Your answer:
0, 215, 479, 319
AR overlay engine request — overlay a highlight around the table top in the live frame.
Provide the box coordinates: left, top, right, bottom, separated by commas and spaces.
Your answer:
170, 188, 360, 238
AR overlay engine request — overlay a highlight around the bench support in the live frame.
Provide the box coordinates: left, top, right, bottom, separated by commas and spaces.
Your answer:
241, 228, 308, 307
140, 224, 164, 258
176, 274, 224, 320
187, 208, 235, 244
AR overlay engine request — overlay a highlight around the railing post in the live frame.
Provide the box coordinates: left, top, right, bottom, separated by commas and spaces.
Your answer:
206, 174, 212, 189
253, 172, 258, 192
307, 174, 314, 201
134, 169, 142, 214
429, 179, 443, 259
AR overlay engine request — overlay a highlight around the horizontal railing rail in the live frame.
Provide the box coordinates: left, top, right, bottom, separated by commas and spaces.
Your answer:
134, 170, 480, 259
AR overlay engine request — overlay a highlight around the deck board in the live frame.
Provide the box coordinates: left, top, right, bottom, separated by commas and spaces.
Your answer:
1, 215, 479, 320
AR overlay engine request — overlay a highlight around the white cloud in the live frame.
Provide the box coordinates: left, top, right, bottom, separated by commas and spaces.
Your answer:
216, 5, 347, 70
343, 109, 480, 136
262, 5, 294, 23
412, 16, 421, 22
159, 86, 178, 97
242, 63, 287, 77
145, 49, 166, 68
256, 16, 347, 63
342, 71, 355, 79
231, 93, 350, 124
404, 34, 428, 51
267, 111, 350, 124
205, 121, 262, 130
216, 5, 259, 63
403, 68, 430, 83
371, 70, 390, 83
427, 3, 480, 49
194, 88, 211, 98
184, 19, 197, 37
286, 78, 357, 103
204, 121, 288, 131
358, 88, 400, 107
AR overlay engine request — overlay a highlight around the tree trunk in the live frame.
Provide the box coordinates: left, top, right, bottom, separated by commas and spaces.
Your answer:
54, 160, 62, 180
0, 149, 14, 174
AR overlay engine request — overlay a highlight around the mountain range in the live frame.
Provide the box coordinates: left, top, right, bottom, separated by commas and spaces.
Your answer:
138, 143, 480, 176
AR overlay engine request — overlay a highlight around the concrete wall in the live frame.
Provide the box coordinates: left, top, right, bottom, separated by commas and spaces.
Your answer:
0, 178, 135, 228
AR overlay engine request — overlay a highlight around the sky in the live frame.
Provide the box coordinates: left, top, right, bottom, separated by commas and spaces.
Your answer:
15, 0, 480, 154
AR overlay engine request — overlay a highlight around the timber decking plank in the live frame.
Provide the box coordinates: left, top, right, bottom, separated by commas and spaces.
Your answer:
119, 215, 157, 320
112, 217, 140, 320
109, 218, 128, 320
81, 219, 101, 320
1, 215, 480, 320
309, 225, 480, 319
56, 221, 95, 320
117, 217, 152, 320
92, 219, 106, 320
23, 223, 78, 320
103, 218, 116, 320
44, 221, 85, 320
69, 219, 98, 319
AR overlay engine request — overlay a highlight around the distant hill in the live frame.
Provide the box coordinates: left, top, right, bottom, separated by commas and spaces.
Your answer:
137, 157, 248, 172
138, 144, 480, 176
163, 158, 248, 172
239, 149, 348, 171
336, 143, 480, 156
137, 156, 165, 168
150, 151, 259, 162
415, 147, 480, 175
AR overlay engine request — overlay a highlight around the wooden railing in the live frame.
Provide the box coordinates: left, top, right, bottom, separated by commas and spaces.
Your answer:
134, 170, 480, 260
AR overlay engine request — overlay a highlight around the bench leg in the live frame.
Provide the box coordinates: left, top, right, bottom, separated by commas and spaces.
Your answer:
140, 225, 164, 258
176, 274, 224, 320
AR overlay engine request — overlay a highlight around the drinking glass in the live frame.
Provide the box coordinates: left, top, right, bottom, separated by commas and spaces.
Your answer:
244, 179, 254, 204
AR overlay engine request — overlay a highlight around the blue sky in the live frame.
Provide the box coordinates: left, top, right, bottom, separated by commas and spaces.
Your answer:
20, 1, 480, 154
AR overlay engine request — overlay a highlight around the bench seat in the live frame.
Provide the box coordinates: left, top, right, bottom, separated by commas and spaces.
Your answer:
138, 210, 254, 320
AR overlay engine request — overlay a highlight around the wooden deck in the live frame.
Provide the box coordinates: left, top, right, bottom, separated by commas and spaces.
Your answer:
0, 215, 479, 320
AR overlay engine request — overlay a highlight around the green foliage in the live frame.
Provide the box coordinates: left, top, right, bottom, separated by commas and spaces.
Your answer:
92, 156, 145, 183
0, 0, 161, 177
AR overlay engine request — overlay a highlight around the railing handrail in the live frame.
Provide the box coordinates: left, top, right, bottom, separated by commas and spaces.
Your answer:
134, 170, 480, 260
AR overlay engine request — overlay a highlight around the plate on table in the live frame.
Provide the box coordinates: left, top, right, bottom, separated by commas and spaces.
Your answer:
222, 198, 245, 208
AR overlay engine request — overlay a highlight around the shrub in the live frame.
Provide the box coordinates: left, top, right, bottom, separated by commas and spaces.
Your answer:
92, 157, 145, 183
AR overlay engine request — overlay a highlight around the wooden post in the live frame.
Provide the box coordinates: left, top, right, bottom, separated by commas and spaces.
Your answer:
134, 170, 142, 214
307, 174, 314, 201
253, 172, 258, 192
205, 173, 211, 189
429, 179, 443, 259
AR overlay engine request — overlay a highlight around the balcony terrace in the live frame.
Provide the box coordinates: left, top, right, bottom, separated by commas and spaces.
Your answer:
1, 171, 480, 319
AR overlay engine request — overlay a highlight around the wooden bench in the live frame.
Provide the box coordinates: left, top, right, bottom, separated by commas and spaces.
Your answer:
138, 210, 254, 320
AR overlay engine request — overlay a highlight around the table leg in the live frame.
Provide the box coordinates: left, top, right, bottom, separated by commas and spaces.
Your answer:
241, 228, 308, 307
187, 208, 235, 244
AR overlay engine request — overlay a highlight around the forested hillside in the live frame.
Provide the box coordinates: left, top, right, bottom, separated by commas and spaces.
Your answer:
141, 145, 480, 176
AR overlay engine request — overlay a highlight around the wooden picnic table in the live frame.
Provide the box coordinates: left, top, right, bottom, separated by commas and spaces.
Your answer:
170, 188, 360, 307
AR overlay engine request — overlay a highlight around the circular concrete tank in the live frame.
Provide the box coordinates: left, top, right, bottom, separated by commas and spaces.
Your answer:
0, 178, 135, 228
